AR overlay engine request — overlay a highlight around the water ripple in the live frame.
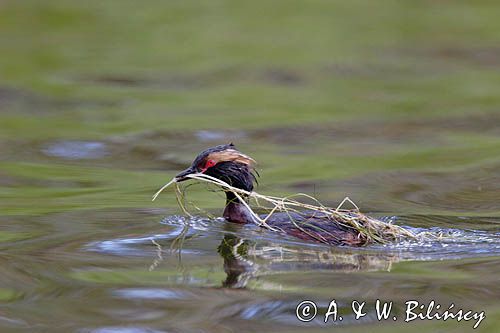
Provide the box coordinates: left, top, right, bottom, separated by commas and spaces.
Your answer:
87, 215, 500, 263
379, 226, 500, 260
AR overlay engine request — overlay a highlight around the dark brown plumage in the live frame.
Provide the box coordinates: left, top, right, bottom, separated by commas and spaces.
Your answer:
175, 144, 364, 246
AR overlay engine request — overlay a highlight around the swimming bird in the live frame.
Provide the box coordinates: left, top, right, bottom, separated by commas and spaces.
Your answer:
170, 143, 368, 246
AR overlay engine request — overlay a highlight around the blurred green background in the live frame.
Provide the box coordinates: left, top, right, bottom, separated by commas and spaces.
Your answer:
2, 0, 500, 216
2, 0, 500, 135
0, 1, 499, 332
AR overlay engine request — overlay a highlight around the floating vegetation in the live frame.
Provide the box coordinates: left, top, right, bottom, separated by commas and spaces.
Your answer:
153, 173, 426, 246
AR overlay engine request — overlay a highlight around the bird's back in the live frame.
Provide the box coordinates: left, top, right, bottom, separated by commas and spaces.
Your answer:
262, 210, 366, 246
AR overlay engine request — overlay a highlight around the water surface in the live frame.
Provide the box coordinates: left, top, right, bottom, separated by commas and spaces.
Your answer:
1, 1, 500, 332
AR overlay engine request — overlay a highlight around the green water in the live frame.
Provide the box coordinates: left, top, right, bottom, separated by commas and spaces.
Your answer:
1, 1, 499, 332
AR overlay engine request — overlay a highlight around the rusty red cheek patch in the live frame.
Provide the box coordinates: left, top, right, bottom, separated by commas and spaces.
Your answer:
201, 159, 216, 173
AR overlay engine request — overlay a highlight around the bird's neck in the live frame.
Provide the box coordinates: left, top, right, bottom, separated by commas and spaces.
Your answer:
223, 191, 255, 224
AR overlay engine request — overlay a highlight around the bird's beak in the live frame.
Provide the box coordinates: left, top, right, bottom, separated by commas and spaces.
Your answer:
152, 166, 197, 201
175, 166, 197, 182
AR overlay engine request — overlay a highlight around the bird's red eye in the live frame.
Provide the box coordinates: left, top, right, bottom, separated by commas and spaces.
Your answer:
201, 159, 216, 172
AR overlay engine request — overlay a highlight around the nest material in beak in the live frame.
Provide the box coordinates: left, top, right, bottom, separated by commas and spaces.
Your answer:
175, 167, 196, 182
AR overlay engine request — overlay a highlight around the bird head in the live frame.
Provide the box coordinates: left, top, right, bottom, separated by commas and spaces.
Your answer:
175, 143, 257, 192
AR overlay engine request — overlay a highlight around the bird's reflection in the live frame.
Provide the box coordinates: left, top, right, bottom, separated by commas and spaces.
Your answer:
217, 234, 257, 288
217, 233, 401, 289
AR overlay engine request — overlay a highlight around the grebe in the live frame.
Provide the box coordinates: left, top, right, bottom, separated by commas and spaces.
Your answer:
174, 144, 365, 246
